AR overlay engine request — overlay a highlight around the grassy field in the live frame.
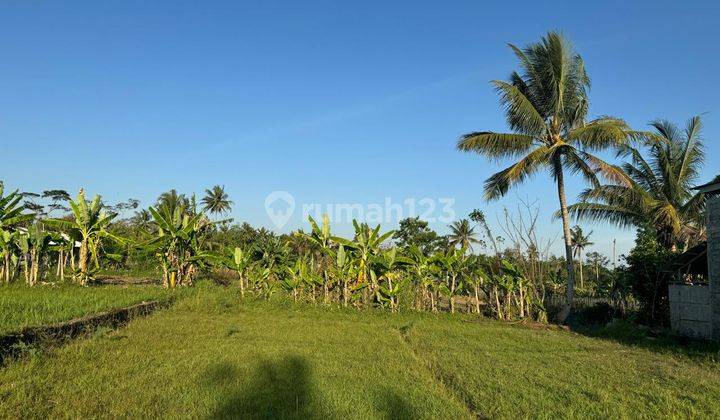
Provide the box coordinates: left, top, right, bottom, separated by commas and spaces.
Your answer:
1, 283, 719, 419
0, 283, 171, 335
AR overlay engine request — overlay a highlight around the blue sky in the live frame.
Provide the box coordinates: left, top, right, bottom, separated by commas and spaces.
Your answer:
2, 0, 719, 259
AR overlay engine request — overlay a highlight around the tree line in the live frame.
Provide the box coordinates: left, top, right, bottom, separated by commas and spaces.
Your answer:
0, 31, 713, 324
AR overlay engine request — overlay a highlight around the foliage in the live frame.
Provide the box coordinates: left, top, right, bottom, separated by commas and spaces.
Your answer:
393, 217, 447, 255
144, 200, 215, 288
447, 219, 482, 252
45, 190, 123, 284
616, 227, 676, 325
201, 185, 233, 219
456, 31, 642, 321
569, 116, 706, 250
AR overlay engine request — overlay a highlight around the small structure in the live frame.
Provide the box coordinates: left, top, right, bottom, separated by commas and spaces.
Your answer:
668, 178, 720, 339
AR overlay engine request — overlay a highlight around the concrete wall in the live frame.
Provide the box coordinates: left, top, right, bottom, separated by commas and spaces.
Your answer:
708, 195, 720, 339
669, 284, 712, 339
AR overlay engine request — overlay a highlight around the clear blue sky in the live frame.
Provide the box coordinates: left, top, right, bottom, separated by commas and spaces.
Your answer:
2, 0, 718, 259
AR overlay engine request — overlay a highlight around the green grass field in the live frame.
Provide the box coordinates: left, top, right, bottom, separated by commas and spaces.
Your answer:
1, 283, 719, 419
0, 283, 170, 335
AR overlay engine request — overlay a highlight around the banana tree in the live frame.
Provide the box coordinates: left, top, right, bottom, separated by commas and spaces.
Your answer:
1, 230, 21, 283
407, 246, 436, 311
330, 244, 357, 307
432, 248, 469, 313
144, 203, 214, 288
0, 184, 35, 283
301, 214, 335, 302
46, 190, 123, 285
467, 261, 489, 315
372, 247, 410, 312
24, 223, 53, 286
335, 220, 394, 306
282, 258, 308, 302
224, 246, 252, 296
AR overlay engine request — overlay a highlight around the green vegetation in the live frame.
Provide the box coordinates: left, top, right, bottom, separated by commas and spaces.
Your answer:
0, 32, 712, 329
569, 116, 706, 250
1, 284, 719, 418
0, 30, 717, 417
456, 31, 647, 322
0, 283, 170, 335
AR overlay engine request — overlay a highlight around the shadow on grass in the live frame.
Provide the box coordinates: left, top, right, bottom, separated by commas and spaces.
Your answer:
203, 356, 317, 419
202, 356, 421, 419
570, 319, 720, 361
373, 387, 419, 420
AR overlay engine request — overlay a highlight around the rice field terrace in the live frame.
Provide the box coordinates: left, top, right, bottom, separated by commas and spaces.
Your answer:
0, 283, 170, 335
1, 283, 719, 419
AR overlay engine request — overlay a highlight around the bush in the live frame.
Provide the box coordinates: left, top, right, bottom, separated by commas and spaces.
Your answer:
618, 227, 676, 326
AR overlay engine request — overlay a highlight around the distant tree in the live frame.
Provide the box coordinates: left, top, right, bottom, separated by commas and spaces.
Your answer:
156, 189, 190, 216
447, 219, 481, 252
42, 189, 70, 202
201, 185, 233, 218
131, 209, 153, 231
570, 226, 593, 289
469, 209, 498, 255
585, 251, 609, 284
617, 227, 675, 324
393, 217, 445, 255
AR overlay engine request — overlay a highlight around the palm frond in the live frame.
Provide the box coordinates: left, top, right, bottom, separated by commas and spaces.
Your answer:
491, 80, 548, 137
566, 117, 631, 151
457, 132, 535, 159
483, 145, 556, 200
566, 202, 640, 229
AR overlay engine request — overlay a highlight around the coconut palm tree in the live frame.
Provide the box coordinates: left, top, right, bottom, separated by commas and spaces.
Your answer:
568, 116, 706, 250
456, 32, 640, 321
201, 185, 233, 218
156, 189, 190, 216
447, 219, 481, 252
570, 225, 593, 289
131, 208, 153, 231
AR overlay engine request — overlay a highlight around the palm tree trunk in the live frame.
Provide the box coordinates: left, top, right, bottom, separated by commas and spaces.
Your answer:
554, 156, 575, 323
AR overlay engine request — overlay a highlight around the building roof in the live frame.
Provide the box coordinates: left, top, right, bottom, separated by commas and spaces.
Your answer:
694, 176, 720, 194
670, 242, 708, 277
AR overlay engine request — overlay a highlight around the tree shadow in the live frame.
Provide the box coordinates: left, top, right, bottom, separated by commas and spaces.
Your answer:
201, 357, 423, 419
569, 320, 720, 361
372, 387, 419, 420
203, 355, 322, 419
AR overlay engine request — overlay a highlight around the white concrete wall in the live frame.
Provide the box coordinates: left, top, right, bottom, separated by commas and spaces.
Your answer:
669, 284, 712, 339
707, 195, 720, 339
